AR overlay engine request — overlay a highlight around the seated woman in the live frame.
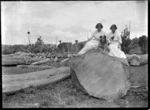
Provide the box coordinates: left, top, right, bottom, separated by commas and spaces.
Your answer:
107, 24, 129, 65
78, 23, 106, 55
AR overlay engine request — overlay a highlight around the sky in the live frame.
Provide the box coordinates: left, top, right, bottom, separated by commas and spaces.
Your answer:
1, 1, 148, 45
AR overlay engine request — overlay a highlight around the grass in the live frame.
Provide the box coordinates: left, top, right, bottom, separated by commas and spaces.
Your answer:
2, 64, 148, 108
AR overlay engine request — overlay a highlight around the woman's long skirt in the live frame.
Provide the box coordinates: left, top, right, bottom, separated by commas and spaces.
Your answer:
108, 42, 129, 66
108, 42, 126, 59
78, 40, 99, 55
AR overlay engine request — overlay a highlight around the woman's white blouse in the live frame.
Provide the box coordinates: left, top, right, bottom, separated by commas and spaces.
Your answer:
107, 31, 122, 44
89, 30, 106, 41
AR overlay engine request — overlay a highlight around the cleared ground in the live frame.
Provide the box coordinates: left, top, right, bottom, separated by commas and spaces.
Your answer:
2, 64, 148, 108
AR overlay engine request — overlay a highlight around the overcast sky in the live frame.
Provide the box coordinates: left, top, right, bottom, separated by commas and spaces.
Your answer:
2, 1, 148, 45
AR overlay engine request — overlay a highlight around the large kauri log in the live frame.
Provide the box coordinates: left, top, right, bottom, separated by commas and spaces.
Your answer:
70, 49, 130, 100
3, 67, 70, 94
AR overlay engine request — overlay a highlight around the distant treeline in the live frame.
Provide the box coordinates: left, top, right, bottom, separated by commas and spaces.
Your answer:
2, 35, 148, 55
121, 35, 148, 54
2, 37, 86, 55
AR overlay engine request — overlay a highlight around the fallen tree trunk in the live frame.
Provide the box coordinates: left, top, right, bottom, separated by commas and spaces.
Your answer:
31, 58, 50, 65
60, 58, 69, 64
2, 56, 46, 66
2, 54, 14, 58
17, 65, 56, 69
70, 49, 130, 101
3, 67, 70, 94
2, 57, 26, 66
126, 54, 148, 66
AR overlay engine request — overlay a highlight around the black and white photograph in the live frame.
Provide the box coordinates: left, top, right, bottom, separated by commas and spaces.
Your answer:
2, 0, 148, 108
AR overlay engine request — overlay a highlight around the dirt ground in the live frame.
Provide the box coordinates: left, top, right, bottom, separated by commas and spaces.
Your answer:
2, 64, 148, 108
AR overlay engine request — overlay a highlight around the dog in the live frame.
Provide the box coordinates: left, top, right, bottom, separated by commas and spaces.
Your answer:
99, 35, 109, 53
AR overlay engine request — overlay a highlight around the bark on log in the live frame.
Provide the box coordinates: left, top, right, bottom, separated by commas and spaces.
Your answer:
3, 67, 70, 94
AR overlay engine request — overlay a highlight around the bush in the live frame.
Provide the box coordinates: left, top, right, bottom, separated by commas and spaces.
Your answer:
2, 35, 147, 55
121, 37, 131, 54
129, 37, 139, 49
121, 35, 148, 54
139, 35, 148, 54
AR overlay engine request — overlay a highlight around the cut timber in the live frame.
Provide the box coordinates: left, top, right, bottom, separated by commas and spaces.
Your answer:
3, 67, 70, 94
2, 57, 26, 66
126, 54, 148, 66
60, 58, 69, 64
31, 58, 50, 65
2, 55, 45, 66
60, 58, 72, 67
70, 49, 130, 100
13, 56, 46, 64
2, 54, 14, 58
129, 54, 140, 66
17, 65, 56, 69
28, 57, 46, 64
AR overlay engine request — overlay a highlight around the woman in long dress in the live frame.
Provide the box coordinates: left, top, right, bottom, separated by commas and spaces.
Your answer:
78, 23, 106, 55
107, 24, 129, 65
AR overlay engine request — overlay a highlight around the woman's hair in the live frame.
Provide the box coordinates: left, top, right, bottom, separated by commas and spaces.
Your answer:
110, 24, 117, 30
95, 23, 103, 29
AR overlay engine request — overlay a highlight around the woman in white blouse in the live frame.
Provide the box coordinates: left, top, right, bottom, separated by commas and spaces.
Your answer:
107, 24, 127, 59
78, 23, 106, 55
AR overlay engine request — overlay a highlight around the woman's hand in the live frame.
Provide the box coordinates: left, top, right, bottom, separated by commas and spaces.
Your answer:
87, 38, 91, 42
118, 43, 121, 49
111, 36, 115, 40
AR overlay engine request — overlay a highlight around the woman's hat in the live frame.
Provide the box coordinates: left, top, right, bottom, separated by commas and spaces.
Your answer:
95, 23, 103, 29
110, 24, 117, 30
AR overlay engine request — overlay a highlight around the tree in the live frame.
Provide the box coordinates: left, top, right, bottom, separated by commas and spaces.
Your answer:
121, 36, 131, 54
35, 36, 44, 46
139, 35, 148, 54
78, 41, 86, 51
129, 37, 139, 49
27, 31, 31, 45
34, 36, 44, 53
59, 40, 62, 44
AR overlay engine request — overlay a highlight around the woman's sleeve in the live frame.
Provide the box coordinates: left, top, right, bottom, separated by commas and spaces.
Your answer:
88, 32, 94, 41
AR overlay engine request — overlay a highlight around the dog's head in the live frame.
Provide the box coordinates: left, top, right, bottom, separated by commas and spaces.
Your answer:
100, 35, 107, 45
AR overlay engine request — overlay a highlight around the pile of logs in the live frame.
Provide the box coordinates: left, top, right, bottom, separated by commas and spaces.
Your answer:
2, 52, 71, 94
2, 52, 67, 66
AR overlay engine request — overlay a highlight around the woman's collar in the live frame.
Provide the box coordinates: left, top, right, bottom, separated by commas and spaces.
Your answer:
97, 30, 103, 33
112, 31, 116, 34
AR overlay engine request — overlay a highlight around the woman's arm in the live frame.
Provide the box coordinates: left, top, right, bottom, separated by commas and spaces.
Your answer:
87, 32, 95, 42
